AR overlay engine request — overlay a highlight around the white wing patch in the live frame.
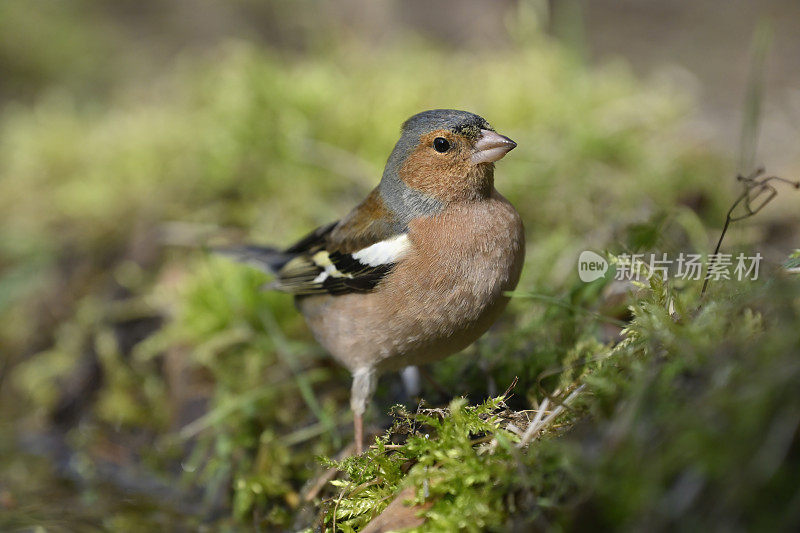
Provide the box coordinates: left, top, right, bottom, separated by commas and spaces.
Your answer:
278, 233, 411, 294
351, 234, 411, 267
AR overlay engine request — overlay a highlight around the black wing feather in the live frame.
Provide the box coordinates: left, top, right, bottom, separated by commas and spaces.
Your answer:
221, 189, 407, 296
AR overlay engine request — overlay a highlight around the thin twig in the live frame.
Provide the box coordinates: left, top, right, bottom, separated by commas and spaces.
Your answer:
500, 376, 519, 401
518, 385, 586, 448
332, 486, 346, 532
701, 169, 799, 297
516, 397, 550, 447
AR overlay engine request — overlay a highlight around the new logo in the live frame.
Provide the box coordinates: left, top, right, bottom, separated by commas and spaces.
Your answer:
578, 251, 608, 282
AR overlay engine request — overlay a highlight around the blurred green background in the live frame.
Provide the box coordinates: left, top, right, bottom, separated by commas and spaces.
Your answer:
1, 1, 799, 531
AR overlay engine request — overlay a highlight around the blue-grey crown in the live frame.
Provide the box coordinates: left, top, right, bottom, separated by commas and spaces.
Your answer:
401, 109, 492, 140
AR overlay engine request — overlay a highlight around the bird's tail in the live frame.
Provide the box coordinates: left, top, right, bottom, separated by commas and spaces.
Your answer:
213, 245, 293, 274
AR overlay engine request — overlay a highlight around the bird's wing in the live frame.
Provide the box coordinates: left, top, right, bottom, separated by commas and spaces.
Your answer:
271, 189, 411, 295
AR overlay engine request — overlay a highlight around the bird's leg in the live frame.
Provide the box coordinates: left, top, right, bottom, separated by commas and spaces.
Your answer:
400, 366, 421, 398
351, 367, 377, 454
354, 412, 364, 455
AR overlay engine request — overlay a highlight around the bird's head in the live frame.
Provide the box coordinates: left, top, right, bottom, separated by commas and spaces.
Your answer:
380, 110, 516, 218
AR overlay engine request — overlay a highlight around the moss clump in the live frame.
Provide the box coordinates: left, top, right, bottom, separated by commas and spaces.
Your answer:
318, 396, 574, 532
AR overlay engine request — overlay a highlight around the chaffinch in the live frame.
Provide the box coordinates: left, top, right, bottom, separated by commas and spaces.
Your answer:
226, 109, 524, 453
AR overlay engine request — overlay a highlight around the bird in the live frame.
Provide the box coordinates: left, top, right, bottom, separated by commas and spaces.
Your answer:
223, 109, 525, 453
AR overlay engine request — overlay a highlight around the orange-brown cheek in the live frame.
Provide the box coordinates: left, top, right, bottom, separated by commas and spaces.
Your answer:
399, 146, 493, 203
398, 149, 461, 199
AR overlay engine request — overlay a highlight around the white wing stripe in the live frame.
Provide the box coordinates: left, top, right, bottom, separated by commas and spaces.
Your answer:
351, 234, 411, 267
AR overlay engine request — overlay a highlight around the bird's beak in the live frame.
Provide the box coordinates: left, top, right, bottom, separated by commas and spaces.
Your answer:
471, 129, 517, 164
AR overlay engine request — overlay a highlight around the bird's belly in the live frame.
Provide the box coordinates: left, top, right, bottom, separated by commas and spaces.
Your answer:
374, 290, 513, 371
298, 262, 517, 373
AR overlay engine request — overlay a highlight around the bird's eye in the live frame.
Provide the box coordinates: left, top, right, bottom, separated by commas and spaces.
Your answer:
433, 137, 450, 153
